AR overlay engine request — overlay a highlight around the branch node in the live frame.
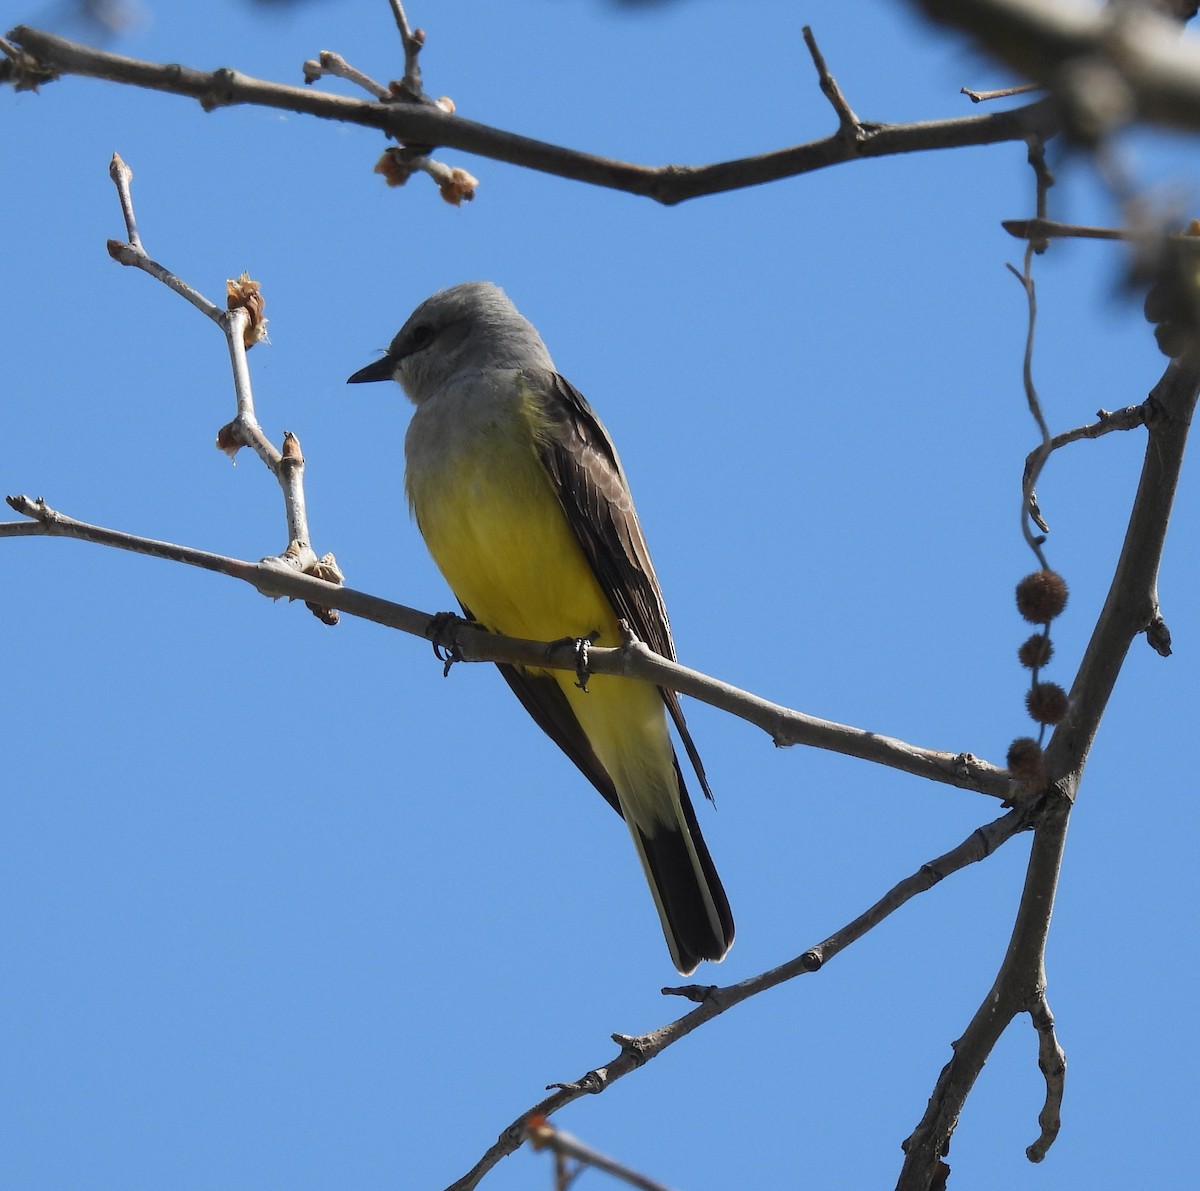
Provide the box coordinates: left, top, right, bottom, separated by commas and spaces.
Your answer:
6, 493, 52, 523
660, 981, 721, 1003
611, 1033, 651, 1065
1145, 612, 1173, 656
547, 1068, 607, 1095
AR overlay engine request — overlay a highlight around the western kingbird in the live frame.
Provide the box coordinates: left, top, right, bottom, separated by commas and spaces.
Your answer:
348, 282, 733, 974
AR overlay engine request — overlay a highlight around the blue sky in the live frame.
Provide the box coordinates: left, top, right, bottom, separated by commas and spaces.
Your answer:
4, 1, 1198, 1188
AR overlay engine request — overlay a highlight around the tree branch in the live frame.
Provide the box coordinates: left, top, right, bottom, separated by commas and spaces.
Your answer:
1021, 402, 1151, 535
896, 345, 1200, 1188
98, 153, 343, 615
2, 494, 1010, 800
3, 25, 1057, 205
447, 803, 1032, 1191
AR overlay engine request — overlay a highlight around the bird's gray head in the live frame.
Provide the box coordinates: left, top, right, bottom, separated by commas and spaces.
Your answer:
346, 281, 555, 404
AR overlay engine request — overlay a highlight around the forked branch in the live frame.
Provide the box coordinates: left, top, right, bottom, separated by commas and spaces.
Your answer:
3, 24, 1057, 206
100, 153, 343, 616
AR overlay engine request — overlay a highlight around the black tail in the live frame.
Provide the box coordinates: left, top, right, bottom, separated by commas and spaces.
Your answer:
637, 767, 734, 975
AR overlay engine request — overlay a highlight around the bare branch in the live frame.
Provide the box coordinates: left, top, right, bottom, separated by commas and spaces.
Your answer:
899, 795, 1069, 1187
802, 25, 861, 130
4, 26, 1057, 205
98, 156, 341, 610
1053, 349, 1200, 754
897, 346, 1200, 1187
1020, 403, 1151, 527
1, 495, 1010, 801
447, 804, 1031, 1191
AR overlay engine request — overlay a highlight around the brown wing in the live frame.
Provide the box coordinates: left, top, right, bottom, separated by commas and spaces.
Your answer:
495, 664, 624, 816
456, 598, 622, 816
526, 369, 714, 803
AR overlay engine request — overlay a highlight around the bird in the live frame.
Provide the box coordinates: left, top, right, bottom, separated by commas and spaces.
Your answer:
347, 281, 733, 974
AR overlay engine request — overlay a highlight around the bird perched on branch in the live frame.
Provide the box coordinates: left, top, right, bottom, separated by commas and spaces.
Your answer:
348, 281, 733, 974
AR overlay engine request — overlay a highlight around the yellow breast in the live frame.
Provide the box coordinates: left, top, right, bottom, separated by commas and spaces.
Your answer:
405, 375, 619, 649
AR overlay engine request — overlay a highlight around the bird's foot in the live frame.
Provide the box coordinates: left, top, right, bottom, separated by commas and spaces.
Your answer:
546, 630, 601, 692
428, 611, 467, 677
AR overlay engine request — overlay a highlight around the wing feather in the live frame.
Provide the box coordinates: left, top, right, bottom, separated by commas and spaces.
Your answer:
526, 370, 714, 802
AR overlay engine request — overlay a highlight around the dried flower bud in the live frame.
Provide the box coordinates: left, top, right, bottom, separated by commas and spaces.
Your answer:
308, 552, 345, 586
436, 96, 455, 114
438, 166, 478, 205
1016, 569, 1068, 623
375, 148, 417, 187
306, 602, 339, 626
1006, 736, 1045, 783
1017, 633, 1054, 670
1026, 681, 1069, 726
215, 422, 241, 460
227, 273, 268, 347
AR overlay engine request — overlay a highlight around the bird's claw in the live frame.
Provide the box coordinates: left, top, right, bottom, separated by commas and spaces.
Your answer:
428, 611, 465, 676
574, 630, 600, 691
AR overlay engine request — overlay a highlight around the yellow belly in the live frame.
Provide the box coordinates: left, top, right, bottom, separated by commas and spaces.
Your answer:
404, 376, 677, 831
410, 420, 618, 648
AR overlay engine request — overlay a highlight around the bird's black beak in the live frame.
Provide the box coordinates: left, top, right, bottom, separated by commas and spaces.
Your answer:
346, 355, 397, 384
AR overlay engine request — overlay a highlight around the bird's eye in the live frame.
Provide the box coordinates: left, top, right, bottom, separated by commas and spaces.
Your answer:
409, 323, 435, 351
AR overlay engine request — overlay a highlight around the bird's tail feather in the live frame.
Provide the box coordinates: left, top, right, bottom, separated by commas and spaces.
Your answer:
632, 767, 734, 976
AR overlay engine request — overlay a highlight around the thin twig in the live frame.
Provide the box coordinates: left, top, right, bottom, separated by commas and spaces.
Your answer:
107, 151, 143, 253
301, 44, 466, 198
526, 1119, 674, 1191
101, 156, 338, 598
962, 82, 1039, 103
303, 49, 388, 99
1009, 136, 1054, 554
1, 495, 1011, 801
387, 0, 425, 98
1020, 404, 1150, 504
802, 25, 861, 131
